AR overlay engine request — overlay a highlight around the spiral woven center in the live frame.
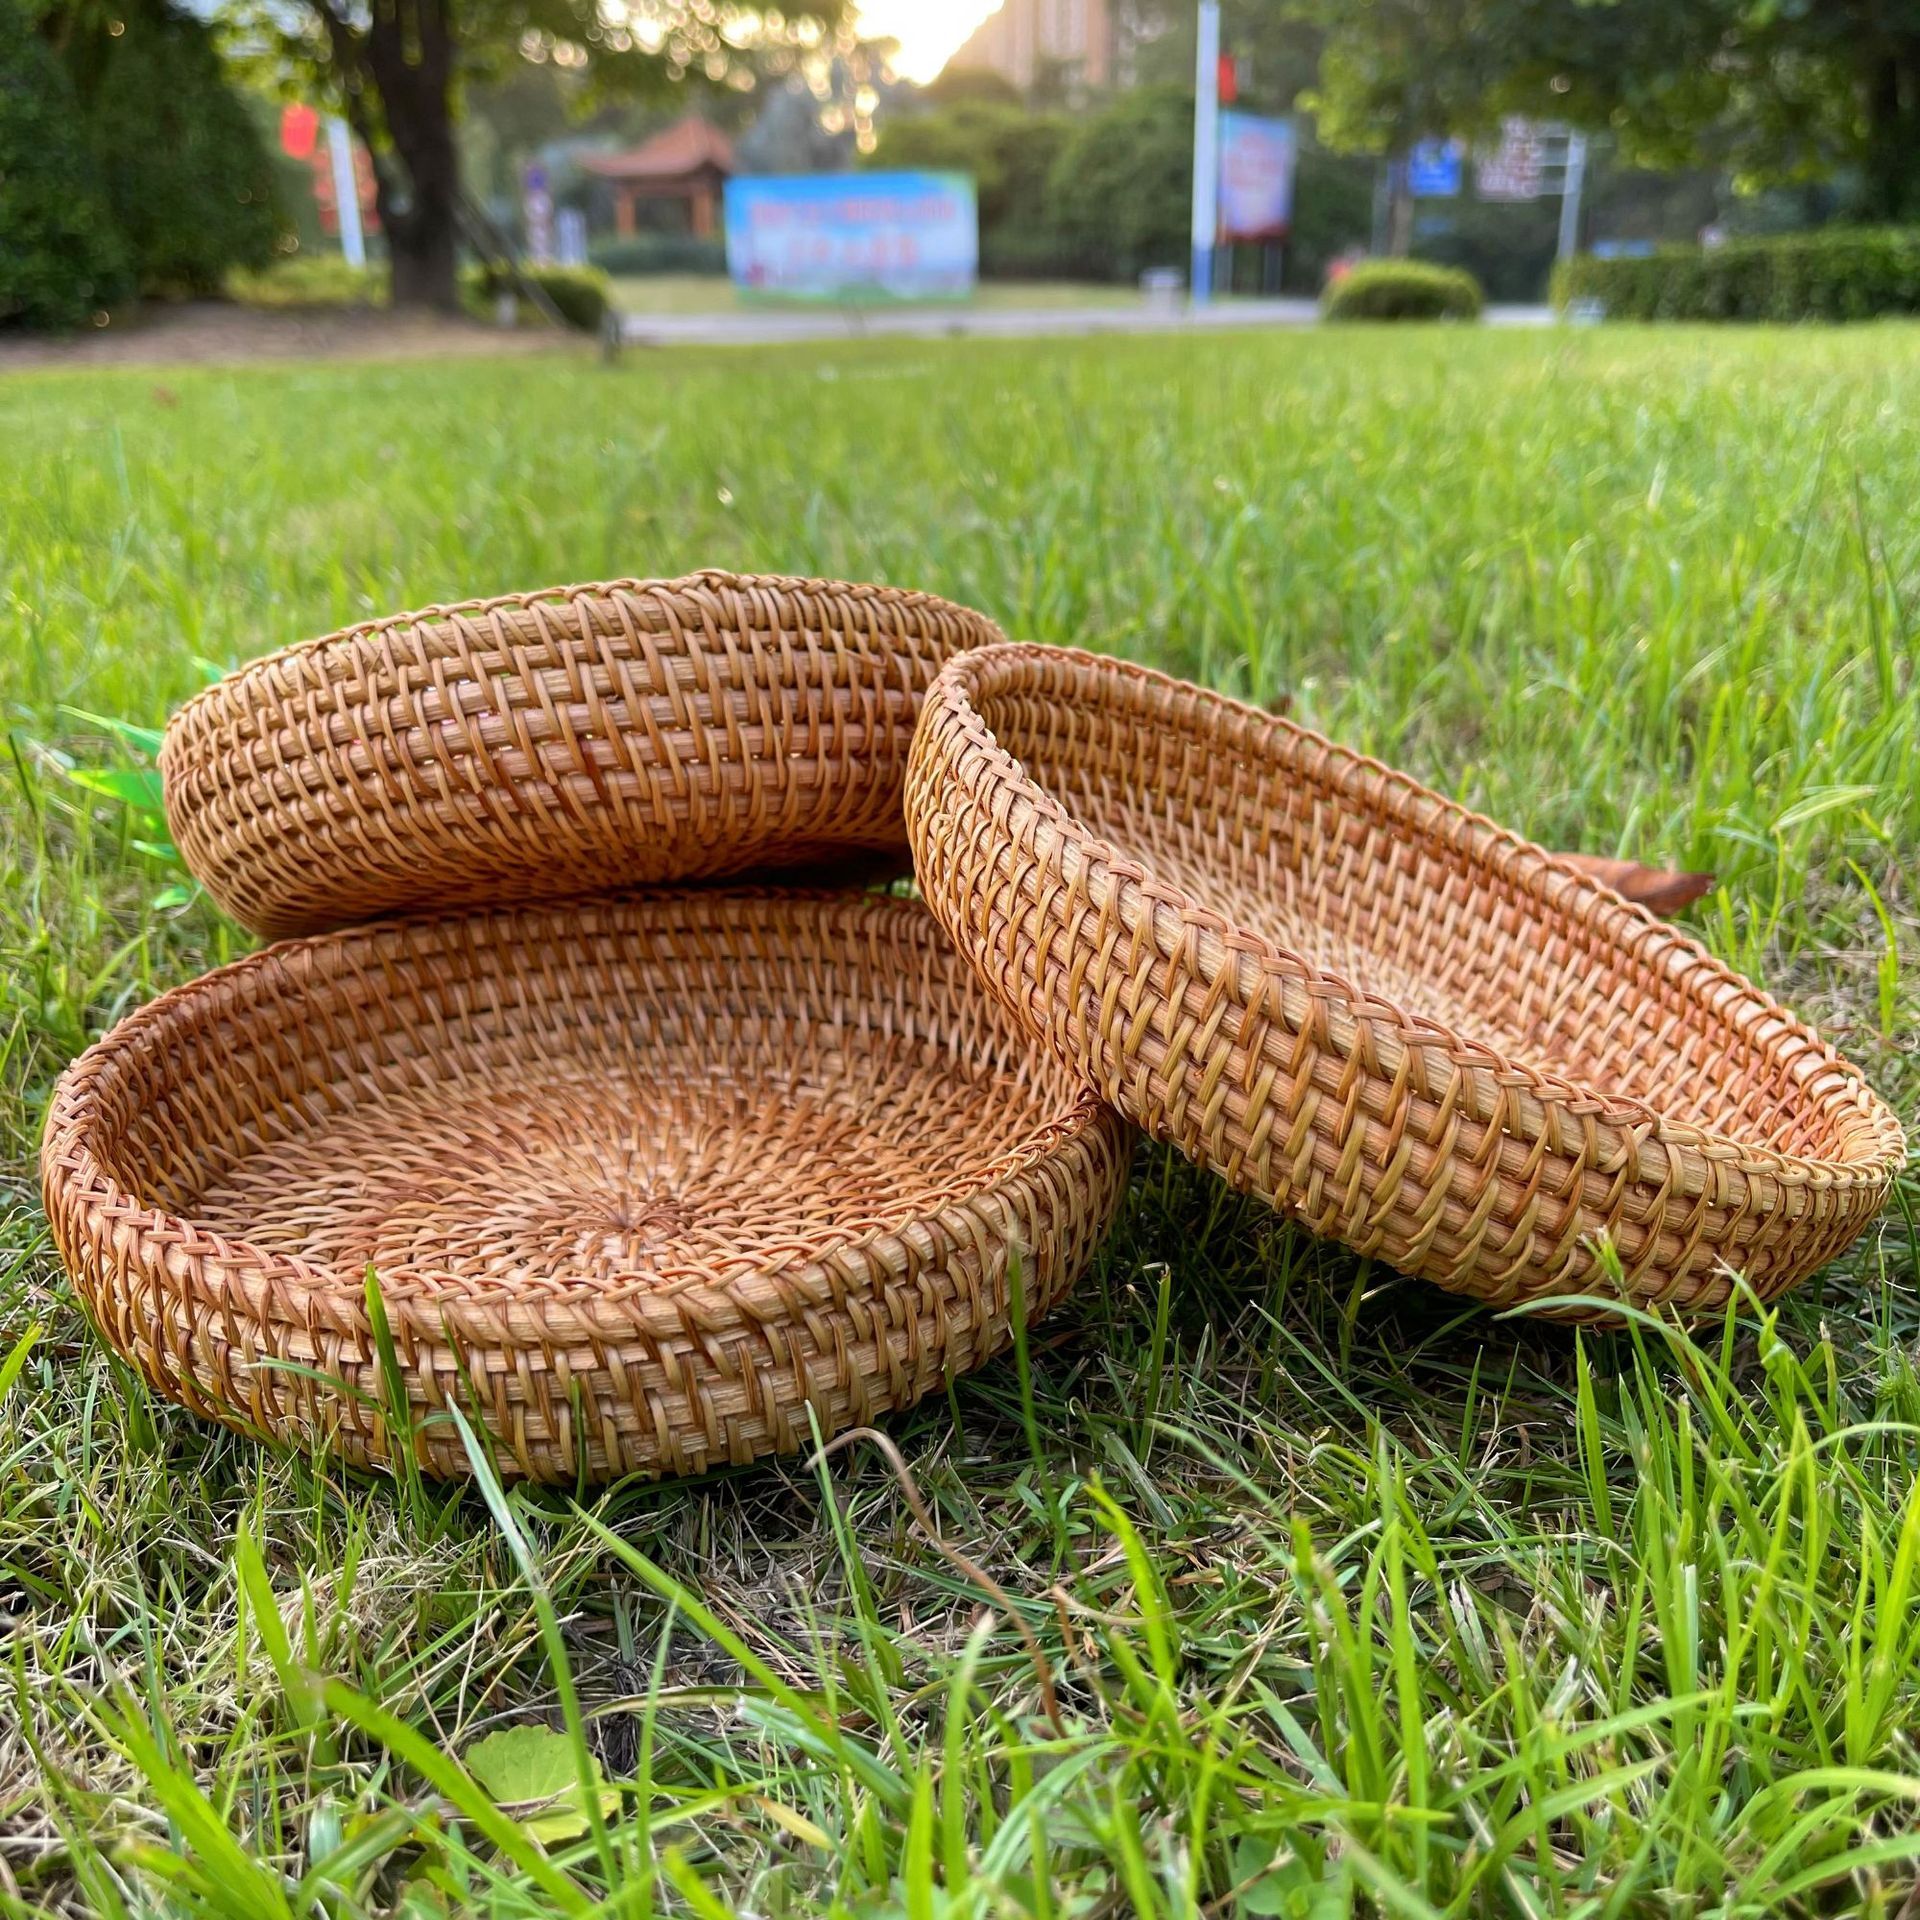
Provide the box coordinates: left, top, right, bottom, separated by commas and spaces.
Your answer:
192, 1053, 1021, 1295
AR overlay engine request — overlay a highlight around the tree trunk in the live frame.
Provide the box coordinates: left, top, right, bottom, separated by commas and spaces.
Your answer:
379, 122, 461, 313
386, 200, 460, 310
1387, 170, 1415, 257
330, 0, 461, 312
1859, 39, 1920, 223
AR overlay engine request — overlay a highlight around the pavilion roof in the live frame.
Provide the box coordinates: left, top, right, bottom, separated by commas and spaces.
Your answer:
581, 116, 736, 184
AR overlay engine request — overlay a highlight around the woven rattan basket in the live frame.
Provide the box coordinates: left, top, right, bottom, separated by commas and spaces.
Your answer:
906, 643, 1904, 1317
42, 891, 1131, 1480
162, 571, 1002, 939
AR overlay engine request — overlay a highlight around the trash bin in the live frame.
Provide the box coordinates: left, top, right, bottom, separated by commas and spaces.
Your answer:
1139, 267, 1183, 314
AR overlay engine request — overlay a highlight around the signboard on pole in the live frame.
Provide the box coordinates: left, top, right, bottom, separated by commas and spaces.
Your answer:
723, 173, 977, 302
281, 102, 377, 255
1406, 138, 1463, 199
1216, 111, 1295, 242
522, 162, 553, 266
1476, 117, 1546, 200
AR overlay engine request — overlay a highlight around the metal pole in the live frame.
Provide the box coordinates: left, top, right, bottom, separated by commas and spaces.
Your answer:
327, 117, 366, 270
1557, 130, 1587, 263
1190, 0, 1221, 304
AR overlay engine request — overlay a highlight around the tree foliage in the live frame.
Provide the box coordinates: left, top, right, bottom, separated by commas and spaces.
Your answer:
1293, 0, 1920, 223
88, 4, 285, 295
918, 64, 1020, 110
0, 0, 130, 330
240, 0, 846, 310
874, 76, 1373, 291
1121, 0, 1326, 105
1049, 86, 1195, 280
869, 99, 1072, 275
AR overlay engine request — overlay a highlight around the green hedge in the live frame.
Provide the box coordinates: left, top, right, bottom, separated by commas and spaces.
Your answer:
467, 263, 610, 333
1322, 260, 1482, 322
1554, 229, 1920, 322
589, 234, 726, 277
228, 256, 382, 309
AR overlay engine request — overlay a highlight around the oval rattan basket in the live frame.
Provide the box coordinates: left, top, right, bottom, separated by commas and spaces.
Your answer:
162, 571, 1003, 940
906, 643, 1905, 1317
41, 891, 1132, 1481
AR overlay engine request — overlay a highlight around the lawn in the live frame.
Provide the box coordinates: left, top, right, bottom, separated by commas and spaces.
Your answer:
605, 274, 1143, 315
1, 323, 1917, 1916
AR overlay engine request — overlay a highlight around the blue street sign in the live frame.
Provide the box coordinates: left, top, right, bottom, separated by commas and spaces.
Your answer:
1406, 138, 1463, 199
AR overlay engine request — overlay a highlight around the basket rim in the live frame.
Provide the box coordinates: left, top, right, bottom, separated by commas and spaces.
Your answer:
160, 567, 997, 746
920, 642, 1906, 1192
41, 888, 1130, 1345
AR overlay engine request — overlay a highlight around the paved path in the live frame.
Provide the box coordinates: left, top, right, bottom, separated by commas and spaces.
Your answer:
0, 302, 575, 375
621, 298, 1555, 348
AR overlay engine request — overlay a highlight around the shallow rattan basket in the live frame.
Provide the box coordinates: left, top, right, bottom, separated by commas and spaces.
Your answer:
41, 891, 1131, 1480
162, 571, 1002, 939
906, 643, 1904, 1316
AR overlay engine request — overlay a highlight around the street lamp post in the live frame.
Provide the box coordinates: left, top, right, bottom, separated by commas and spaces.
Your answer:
1557, 129, 1588, 263
1190, 0, 1221, 303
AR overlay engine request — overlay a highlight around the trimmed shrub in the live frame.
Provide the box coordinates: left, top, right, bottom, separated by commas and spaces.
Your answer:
1322, 260, 1483, 322
467, 263, 610, 333
589, 233, 727, 277
0, 0, 131, 330
1553, 229, 1920, 322
88, 4, 284, 296
227, 257, 383, 309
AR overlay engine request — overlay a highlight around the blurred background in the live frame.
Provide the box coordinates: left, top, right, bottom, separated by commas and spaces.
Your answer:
5, 0, 1911, 344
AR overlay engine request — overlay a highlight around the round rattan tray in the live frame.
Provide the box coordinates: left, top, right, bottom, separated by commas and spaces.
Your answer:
906, 643, 1904, 1317
161, 571, 1002, 939
41, 891, 1132, 1481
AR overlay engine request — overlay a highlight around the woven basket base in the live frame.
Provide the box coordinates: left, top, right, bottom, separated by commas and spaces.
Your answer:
42, 891, 1132, 1481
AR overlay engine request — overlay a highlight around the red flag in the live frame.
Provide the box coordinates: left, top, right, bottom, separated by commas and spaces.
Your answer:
280, 102, 318, 161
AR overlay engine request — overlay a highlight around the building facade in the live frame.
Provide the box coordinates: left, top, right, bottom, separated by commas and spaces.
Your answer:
947, 0, 1117, 96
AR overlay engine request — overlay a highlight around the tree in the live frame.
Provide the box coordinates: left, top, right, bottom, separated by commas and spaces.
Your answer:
736, 74, 857, 174
1120, 1, 1325, 105
0, 0, 130, 329
1048, 86, 1194, 280
1292, 0, 1920, 225
869, 99, 1071, 274
86, 3, 285, 295
919, 65, 1020, 110
242, 0, 846, 312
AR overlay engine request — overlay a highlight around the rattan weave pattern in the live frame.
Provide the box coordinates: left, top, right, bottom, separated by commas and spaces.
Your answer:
161, 571, 1002, 939
41, 891, 1132, 1481
906, 643, 1904, 1316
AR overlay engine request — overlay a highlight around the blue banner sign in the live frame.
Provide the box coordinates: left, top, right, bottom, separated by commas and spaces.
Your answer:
1407, 138, 1464, 198
723, 172, 978, 302
1216, 112, 1295, 242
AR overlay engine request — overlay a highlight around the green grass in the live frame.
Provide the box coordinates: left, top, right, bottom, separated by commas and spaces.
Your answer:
1, 323, 1917, 1916
606, 273, 1144, 315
